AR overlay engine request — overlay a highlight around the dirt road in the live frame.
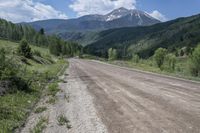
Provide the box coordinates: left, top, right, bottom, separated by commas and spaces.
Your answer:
69, 59, 200, 133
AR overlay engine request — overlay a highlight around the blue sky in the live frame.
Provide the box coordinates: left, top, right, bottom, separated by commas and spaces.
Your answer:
137, 0, 200, 20
37, 0, 200, 19
0, 0, 200, 23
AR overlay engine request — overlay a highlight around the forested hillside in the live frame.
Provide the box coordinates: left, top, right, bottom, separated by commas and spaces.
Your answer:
85, 14, 200, 58
0, 19, 82, 57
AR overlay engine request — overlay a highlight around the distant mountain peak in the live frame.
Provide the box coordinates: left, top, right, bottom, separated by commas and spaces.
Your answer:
104, 8, 159, 22
105, 7, 130, 21
25, 7, 160, 35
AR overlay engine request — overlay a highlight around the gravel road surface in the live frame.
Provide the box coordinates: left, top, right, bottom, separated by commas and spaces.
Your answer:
69, 59, 200, 133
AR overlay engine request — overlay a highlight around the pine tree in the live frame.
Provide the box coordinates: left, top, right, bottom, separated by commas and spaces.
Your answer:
18, 39, 32, 58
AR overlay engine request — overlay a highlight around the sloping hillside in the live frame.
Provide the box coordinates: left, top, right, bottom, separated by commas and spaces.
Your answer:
85, 14, 200, 58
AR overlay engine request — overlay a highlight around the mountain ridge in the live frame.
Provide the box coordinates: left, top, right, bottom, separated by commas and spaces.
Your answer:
84, 13, 200, 58
24, 7, 160, 35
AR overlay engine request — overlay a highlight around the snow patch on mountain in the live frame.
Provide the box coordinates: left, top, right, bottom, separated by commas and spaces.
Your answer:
104, 8, 160, 23
106, 15, 122, 21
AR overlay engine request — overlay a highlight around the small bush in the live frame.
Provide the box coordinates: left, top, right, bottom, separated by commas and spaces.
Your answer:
164, 54, 176, 71
48, 83, 60, 96
0, 48, 18, 79
108, 48, 118, 61
10, 77, 30, 92
132, 54, 140, 63
154, 48, 167, 69
18, 39, 32, 58
189, 44, 200, 77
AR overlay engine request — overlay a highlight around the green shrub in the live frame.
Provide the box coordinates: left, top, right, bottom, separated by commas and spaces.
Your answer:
0, 48, 18, 80
189, 44, 200, 77
0, 48, 30, 92
164, 54, 176, 71
154, 48, 167, 69
48, 83, 60, 96
18, 39, 32, 58
132, 54, 140, 63
108, 48, 118, 61
10, 77, 30, 92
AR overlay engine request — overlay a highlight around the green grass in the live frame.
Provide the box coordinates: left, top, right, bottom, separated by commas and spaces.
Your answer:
0, 91, 39, 133
57, 114, 71, 129
34, 107, 47, 114
48, 82, 60, 97
46, 97, 57, 104
82, 54, 106, 61
30, 117, 48, 133
108, 57, 200, 81
0, 39, 68, 132
0, 40, 49, 55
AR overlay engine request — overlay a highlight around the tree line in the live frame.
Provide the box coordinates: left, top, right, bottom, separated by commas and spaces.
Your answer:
0, 19, 82, 57
107, 44, 200, 77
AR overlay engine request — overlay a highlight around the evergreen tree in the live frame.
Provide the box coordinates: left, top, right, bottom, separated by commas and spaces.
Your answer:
0, 18, 83, 57
18, 39, 32, 58
39, 28, 45, 35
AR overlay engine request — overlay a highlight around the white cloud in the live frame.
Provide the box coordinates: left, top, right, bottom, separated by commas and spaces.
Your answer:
69, 0, 136, 16
149, 10, 167, 22
0, 0, 68, 23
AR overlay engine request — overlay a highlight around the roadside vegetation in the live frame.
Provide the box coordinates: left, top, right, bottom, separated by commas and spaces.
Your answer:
0, 19, 77, 132
57, 114, 72, 129
0, 39, 68, 132
47, 82, 60, 97
30, 117, 48, 133
34, 107, 47, 114
104, 44, 200, 80
82, 43, 200, 80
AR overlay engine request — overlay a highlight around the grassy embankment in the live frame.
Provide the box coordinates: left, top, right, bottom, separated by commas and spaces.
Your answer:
0, 40, 68, 132
108, 58, 200, 81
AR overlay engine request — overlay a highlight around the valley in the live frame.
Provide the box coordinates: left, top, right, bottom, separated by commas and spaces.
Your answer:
0, 3, 200, 133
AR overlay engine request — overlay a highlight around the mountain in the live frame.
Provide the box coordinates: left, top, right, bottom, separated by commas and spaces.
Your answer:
85, 14, 200, 58
104, 7, 159, 27
24, 7, 160, 36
